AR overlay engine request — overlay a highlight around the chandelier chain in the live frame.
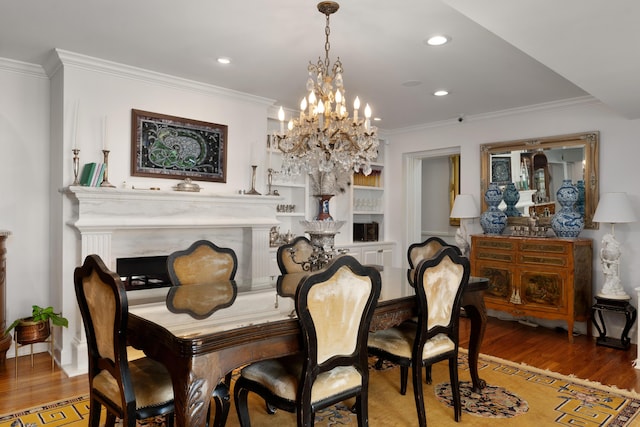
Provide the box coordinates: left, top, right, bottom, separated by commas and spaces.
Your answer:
324, 12, 331, 71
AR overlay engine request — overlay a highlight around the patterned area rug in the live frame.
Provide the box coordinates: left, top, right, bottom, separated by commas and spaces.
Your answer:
1, 352, 639, 426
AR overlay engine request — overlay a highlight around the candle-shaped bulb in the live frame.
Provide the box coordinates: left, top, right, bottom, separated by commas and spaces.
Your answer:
335, 89, 342, 104
353, 96, 360, 123
278, 107, 285, 134
308, 91, 316, 106
364, 103, 372, 131
288, 119, 293, 131
300, 98, 307, 120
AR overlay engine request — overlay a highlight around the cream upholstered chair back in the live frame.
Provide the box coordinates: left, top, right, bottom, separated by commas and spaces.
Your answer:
407, 237, 461, 285
277, 236, 315, 274
303, 261, 378, 364
167, 240, 238, 285
418, 250, 467, 330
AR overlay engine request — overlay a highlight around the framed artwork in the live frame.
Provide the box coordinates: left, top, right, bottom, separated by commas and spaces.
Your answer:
131, 109, 227, 182
491, 157, 511, 185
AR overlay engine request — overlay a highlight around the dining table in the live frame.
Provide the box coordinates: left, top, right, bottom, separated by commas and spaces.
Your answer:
126, 266, 488, 427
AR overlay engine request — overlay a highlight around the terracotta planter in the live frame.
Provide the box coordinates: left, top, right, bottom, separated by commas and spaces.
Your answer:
15, 318, 50, 344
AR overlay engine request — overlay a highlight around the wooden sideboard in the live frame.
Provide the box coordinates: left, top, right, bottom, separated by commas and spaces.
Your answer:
470, 234, 592, 342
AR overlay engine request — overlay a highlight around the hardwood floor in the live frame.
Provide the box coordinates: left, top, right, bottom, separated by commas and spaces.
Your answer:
1, 316, 639, 416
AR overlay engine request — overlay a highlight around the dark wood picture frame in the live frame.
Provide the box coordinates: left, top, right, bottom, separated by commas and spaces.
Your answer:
131, 109, 227, 182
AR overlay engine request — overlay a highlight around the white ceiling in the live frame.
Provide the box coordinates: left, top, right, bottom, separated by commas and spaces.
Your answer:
1, 0, 637, 130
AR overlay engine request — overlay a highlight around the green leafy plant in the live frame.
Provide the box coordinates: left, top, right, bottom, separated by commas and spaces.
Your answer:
4, 305, 69, 335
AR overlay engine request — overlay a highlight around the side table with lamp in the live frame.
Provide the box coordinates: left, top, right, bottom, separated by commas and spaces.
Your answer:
591, 192, 638, 350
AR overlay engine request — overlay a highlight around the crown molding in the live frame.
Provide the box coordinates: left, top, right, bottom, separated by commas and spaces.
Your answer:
48, 49, 275, 106
385, 95, 600, 135
0, 57, 47, 79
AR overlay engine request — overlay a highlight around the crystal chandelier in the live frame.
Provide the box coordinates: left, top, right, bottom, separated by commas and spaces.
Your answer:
272, 1, 379, 193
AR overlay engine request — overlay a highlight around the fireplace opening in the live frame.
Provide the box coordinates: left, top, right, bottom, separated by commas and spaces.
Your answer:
116, 256, 171, 291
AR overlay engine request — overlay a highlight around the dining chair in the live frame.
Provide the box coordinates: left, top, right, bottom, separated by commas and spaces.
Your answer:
167, 239, 238, 427
167, 239, 238, 285
406, 236, 461, 285
368, 246, 470, 427
74, 254, 175, 427
234, 255, 382, 427
276, 236, 316, 273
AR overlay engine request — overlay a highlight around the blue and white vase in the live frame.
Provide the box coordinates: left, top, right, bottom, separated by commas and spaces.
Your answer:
502, 182, 522, 217
551, 179, 584, 237
480, 182, 507, 235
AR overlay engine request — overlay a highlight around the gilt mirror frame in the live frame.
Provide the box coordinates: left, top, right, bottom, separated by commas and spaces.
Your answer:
480, 131, 599, 229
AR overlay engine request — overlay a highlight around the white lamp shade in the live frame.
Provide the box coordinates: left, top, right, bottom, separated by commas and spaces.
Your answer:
593, 192, 637, 224
450, 194, 479, 219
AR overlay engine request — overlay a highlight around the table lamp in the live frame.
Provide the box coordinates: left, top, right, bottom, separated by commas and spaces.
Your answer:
450, 194, 479, 257
592, 192, 637, 299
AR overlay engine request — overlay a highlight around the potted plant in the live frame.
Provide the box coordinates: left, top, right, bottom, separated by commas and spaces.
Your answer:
5, 305, 69, 345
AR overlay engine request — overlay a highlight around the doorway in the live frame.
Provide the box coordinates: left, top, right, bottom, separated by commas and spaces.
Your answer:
403, 146, 461, 261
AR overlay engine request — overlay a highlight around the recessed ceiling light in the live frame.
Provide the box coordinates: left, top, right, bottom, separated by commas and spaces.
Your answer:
433, 90, 449, 97
217, 57, 231, 65
425, 35, 451, 46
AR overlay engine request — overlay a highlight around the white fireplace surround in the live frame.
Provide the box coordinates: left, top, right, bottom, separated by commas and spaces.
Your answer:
64, 186, 281, 374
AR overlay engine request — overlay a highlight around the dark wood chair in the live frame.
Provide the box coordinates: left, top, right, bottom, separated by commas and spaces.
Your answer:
368, 247, 470, 427
74, 254, 175, 427
234, 255, 382, 426
167, 239, 238, 427
276, 236, 316, 274
406, 236, 461, 285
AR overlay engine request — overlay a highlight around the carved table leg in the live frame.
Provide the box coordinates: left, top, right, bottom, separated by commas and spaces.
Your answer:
171, 354, 222, 427
461, 291, 487, 393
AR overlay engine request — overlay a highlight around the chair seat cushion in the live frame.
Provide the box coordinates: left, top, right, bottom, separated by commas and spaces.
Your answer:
94, 357, 174, 411
368, 322, 455, 360
240, 355, 362, 403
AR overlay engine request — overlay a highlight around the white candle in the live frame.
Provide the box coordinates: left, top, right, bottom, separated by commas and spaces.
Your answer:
73, 100, 79, 149
102, 116, 108, 151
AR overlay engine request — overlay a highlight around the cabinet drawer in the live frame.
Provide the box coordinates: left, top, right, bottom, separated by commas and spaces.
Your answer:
518, 253, 569, 268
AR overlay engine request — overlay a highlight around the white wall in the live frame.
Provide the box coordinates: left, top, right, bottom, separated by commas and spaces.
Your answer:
0, 59, 51, 355
385, 97, 640, 339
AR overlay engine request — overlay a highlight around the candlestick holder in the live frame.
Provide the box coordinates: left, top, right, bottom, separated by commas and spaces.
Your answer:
100, 150, 115, 188
72, 149, 80, 186
266, 168, 279, 196
244, 165, 261, 195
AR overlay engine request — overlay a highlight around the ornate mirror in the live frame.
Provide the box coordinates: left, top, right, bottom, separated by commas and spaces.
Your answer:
480, 131, 599, 229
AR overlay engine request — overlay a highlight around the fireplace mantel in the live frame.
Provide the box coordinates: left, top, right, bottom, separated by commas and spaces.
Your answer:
64, 187, 281, 276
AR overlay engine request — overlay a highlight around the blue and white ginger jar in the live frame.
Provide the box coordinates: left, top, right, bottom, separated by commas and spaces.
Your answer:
480, 182, 507, 235
551, 179, 584, 237
502, 182, 522, 217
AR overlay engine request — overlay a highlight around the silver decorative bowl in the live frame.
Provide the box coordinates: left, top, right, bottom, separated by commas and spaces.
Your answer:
300, 220, 346, 233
